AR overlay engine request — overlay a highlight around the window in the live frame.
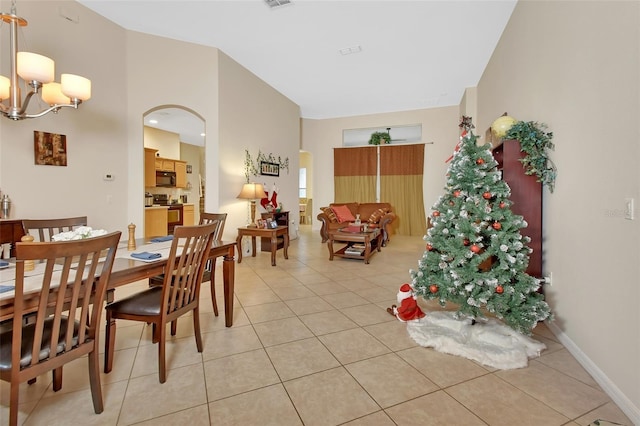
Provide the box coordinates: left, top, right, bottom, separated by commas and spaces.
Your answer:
299, 168, 307, 198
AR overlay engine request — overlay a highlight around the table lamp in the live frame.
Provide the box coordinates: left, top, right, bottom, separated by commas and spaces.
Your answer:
237, 183, 267, 227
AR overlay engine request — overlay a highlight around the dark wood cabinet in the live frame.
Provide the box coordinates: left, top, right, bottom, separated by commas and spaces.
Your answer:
492, 140, 543, 278
0, 219, 25, 258
260, 211, 289, 251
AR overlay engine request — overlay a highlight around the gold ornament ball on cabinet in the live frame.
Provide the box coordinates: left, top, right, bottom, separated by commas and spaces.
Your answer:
491, 114, 517, 140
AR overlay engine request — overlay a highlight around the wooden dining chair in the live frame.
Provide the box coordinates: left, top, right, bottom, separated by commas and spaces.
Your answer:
104, 223, 216, 383
22, 216, 116, 307
199, 213, 227, 316
0, 231, 121, 426
149, 212, 227, 316
22, 216, 88, 242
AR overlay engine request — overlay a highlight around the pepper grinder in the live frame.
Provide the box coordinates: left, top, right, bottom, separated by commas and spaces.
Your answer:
127, 223, 136, 251
21, 234, 35, 271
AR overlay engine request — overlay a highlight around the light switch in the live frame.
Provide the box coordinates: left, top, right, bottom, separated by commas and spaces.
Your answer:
625, 198, 634, 220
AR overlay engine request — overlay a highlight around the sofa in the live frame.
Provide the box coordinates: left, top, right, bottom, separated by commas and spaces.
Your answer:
317, 202, 396, 246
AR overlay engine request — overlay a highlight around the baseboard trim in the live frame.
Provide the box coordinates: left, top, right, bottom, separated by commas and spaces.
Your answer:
545, 320, 640, 425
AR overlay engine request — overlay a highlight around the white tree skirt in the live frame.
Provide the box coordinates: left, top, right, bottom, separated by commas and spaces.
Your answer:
406, 311, 546, 370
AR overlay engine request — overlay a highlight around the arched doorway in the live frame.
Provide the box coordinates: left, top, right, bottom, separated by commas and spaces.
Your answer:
143, 106, 205, 234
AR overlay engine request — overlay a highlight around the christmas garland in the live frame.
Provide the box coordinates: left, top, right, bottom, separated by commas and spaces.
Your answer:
244, 149, 289, 183
505, 121, 556, 193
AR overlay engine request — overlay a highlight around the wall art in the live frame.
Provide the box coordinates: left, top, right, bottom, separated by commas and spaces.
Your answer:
260, 161, 280, 176
34, 131, 67, 166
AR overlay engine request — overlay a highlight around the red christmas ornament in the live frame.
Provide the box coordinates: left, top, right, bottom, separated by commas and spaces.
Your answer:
492, 222, 502, 230
426, 244, 433, 251
476, 158, 485, 165
470, 244, 481, 253
499, 201, 506, 209
433, 211, 440, 217
496, 285, 504, 294
429, 284, 438, 294
483, 192, 492, 200
453, 190, 461, 197
463, 239, 470, 246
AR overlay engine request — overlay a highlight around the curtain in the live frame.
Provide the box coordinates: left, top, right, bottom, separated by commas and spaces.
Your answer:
334, 147, 377, 203
380, 144, 427, 237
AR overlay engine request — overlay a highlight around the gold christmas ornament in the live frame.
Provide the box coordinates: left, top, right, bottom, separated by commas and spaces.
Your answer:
491, 114, 517, 139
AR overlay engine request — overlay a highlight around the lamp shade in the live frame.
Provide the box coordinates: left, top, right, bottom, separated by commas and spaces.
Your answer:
0, 75, 9, 100
61, 74, 91, 101
237, 183, 267, 200
42, 82, 70, 105
17, 52, 54, 83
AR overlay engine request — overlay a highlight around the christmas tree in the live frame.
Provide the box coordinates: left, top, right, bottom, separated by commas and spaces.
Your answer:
410, 117, 551, 335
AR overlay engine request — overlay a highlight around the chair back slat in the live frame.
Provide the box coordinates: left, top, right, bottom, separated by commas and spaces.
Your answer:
11, 231, 120, 370
199, 213, 227, 241
162, 223, 216, 318
22, 216, 88, 242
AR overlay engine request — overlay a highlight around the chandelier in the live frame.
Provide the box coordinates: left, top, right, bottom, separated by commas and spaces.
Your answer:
0, 1, 91, 120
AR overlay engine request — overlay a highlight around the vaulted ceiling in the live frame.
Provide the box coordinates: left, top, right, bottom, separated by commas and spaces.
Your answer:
78, 0, 516, 121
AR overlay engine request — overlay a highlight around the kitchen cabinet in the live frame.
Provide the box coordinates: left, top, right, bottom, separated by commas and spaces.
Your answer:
182, 203, 195, 226
145, 150, 186, 188
145, 206, 168, 238
175, 160, 187, 188
0, 219, 25, 258
154, 157, 175, 172
157, 159, 175, 172
144, 148, 157, 188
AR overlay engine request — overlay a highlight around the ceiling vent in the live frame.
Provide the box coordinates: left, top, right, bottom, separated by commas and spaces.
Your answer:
264, 0, 291, 9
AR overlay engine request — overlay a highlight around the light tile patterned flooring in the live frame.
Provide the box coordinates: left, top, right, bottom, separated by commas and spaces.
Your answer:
0, 227, 633, 425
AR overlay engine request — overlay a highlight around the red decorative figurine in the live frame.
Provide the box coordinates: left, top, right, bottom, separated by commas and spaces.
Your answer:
387, 283, 426, 322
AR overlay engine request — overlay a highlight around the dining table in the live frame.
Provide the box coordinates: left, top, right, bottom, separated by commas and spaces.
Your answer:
0, 237, 237, 327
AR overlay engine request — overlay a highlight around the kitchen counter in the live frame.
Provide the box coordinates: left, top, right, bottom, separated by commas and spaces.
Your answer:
145, 205, 168, 209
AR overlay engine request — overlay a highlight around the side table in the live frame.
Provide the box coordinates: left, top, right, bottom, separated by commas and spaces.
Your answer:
237, 226, 289, 266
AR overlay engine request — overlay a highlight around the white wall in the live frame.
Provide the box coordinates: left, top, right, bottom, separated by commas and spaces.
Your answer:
217, 51, 301, 241
477, 1, 640, 421
0, 1, 300, 245
301, 106, 460, 232
0, 0, 129, 233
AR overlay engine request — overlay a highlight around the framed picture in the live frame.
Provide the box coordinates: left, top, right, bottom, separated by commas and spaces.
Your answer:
267, 219, 278, 229
260, 161, 279, 176
34, 131, 67, 166
186, 164, 192, 174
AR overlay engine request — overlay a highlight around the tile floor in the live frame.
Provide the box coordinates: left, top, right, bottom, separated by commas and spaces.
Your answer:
0, 227, 633, 425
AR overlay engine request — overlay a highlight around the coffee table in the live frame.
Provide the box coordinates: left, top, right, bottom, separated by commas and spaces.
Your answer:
327, 227, 382, 264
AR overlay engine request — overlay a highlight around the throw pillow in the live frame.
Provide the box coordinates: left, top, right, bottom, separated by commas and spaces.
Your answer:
331, 205, 356, 223
322, 207, 339, 223
368, 208, 389, 224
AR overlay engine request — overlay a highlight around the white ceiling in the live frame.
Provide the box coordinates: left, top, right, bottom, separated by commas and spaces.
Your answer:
78, 0, 517, 143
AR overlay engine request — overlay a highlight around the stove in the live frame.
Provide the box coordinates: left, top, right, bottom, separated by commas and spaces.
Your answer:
153, 194, 183, 233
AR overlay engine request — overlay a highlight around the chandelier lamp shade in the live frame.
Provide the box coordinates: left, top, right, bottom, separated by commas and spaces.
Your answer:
237, 183, 267, 228
0, 3, 91, 121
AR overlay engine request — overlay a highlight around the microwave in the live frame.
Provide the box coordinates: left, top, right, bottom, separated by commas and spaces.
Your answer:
156, 171, 176, 187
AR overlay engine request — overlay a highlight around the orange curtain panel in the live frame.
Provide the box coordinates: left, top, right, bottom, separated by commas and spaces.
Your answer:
380, 144, 427, 236
333, 146, 377, 203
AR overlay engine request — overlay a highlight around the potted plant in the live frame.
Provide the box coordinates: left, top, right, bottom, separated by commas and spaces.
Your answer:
368, 131, 391, 145
504, 121, 557, 192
